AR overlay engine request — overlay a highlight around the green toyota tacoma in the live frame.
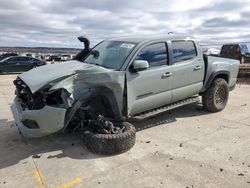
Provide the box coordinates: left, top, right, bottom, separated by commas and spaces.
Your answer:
11, 35, 240, 154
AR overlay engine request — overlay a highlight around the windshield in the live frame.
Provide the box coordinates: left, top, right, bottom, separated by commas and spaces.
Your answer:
84, 40, 136, 70
241, 44, 250, 52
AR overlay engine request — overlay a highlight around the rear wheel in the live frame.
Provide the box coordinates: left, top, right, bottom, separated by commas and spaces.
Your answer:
202, 78, 229, 112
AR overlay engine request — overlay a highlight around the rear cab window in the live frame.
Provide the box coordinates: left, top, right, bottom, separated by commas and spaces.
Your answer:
172, 41, 197, 63
221, 44, 239, 56
221, 45, 229, 55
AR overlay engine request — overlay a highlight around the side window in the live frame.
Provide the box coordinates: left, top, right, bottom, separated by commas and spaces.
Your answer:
6, 57, 17, 63
18, 57, 29, 61
135, 43, 168, 67
172, 41, 197, 63
221, 46, 229, 55
32, 59, 40, 63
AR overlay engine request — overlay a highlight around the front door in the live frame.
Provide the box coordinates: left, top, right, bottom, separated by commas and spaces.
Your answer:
126, 42, 174, 116
0, 57, 20, 72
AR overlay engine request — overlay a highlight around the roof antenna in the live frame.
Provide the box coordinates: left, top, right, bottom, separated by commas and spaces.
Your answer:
168, 32, 174, 35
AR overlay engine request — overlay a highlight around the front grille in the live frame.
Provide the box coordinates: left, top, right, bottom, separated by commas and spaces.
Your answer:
14, 78, 44, 110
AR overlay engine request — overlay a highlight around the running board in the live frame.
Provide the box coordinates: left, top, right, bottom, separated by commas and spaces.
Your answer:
131, 96, 200, 120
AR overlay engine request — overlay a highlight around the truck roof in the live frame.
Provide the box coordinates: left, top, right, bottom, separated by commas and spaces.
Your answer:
108, 35, 195, 43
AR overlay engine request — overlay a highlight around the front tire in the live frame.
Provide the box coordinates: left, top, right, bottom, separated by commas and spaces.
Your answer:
82, 122, 136, 155
202, 78, 229, 112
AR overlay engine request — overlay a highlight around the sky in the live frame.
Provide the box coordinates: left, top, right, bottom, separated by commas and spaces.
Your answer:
0, 0, 250, 48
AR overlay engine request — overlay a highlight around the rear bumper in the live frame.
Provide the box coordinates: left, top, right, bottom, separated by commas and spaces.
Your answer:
11, 97, 66, 137
229, 77, 237, 91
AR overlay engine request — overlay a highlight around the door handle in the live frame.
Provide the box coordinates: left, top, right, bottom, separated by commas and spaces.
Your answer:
194, 65, 201, 71
162, 72, 172, 78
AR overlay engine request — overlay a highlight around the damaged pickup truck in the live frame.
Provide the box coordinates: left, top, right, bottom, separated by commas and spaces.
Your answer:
11, 35, 239, 155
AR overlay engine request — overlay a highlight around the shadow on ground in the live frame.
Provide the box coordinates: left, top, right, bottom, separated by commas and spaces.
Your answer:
0, 103, 209, 170
0, 118, 101, 170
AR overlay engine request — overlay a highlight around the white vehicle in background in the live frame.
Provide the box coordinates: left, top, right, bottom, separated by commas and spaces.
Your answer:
204, 48, 220, 56
61, 54, 72, 61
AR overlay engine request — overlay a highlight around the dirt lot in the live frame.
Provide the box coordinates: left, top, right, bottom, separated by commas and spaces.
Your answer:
0, 74, 250, 188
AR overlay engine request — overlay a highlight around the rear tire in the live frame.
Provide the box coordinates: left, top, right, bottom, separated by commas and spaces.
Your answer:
82, 122, 136, 155
202, 78, 229, 112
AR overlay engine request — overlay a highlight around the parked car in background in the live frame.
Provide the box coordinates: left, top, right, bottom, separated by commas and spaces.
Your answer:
0, 56, 46, 73
49, 55, 61, 61
61, 55, 72, 61
220, 43, 250, 64
0, 53, 18, 61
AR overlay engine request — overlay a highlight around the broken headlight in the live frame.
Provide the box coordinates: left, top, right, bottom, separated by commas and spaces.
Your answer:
44, 88, 72, 107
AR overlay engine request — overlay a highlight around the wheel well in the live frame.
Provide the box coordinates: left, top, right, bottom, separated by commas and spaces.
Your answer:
203, 72, 230, 92
65, 95, 117, 131
64, 87, 124, 130
88, 95, 115, 119
214, 74, 229, 83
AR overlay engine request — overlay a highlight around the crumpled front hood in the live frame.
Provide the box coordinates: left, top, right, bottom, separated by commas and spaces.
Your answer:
18, 60, 109, 93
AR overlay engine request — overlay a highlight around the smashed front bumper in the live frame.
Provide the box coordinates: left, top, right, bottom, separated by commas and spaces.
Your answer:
11, 97, 66, 137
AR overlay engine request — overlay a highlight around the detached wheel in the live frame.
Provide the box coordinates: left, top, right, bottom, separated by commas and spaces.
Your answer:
82, 122, 136, 155
202, 78, 229, 112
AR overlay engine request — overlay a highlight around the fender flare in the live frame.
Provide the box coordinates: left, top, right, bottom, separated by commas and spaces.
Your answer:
64, 87, 123, 128
204, 70, 230, 90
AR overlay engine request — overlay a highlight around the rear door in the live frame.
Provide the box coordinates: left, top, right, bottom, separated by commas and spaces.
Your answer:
170, 40, 204, 102
126, 42, 174, 116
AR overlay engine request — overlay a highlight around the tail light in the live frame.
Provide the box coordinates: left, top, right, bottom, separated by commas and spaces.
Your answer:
236, 46, 240, 53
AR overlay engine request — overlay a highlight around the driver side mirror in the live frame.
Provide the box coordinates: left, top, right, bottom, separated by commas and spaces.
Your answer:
131, 60, 149, 72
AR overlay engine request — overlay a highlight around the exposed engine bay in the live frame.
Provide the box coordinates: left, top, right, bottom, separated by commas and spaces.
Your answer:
14, 77, 71, 110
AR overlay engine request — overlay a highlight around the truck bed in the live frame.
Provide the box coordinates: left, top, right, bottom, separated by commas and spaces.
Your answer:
202, 55, 240, 92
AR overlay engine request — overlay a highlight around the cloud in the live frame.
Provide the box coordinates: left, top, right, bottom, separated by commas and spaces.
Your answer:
0, 0, 249, 47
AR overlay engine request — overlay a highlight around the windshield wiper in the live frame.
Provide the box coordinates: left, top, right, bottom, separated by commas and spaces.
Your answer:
91, 63, 109, 69
92, 63, 102, 66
